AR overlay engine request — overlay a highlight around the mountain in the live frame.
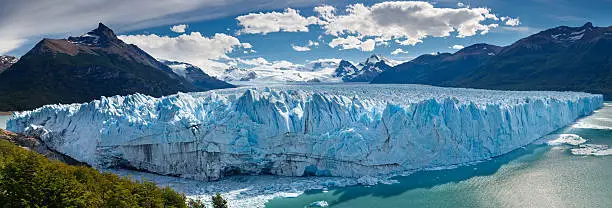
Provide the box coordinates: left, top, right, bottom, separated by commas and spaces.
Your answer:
335, 55, 393, 82
372, 44, 502, 86
162, 60, 234, 89
0, 55, 17, 74
0, 23, 232, 111
372, 22, 612, 99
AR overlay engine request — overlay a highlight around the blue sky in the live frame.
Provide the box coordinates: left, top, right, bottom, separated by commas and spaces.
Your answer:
2, 0, 611, 67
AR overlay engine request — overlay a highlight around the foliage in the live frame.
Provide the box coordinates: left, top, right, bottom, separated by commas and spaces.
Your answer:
0, 140, 187, 208
211, 193, 228, 208
187, 198, 206, 208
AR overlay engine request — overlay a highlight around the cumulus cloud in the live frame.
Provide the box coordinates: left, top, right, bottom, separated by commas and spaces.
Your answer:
236, 8, 319, 34
118, 32, 250, 67
314, 5, 336, 22
322, 2, 500, 44
236, 2, 506, 49
329, 36, 376, 52
170, 24, 188, 33
391, 48, 408, 55
451, 45, 465, 49
501, 16, 521, 26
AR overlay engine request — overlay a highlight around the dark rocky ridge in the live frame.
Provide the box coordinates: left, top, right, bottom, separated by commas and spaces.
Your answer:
372, 22, 612, 99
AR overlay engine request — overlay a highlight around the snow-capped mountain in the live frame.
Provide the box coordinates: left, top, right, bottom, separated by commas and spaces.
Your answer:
161, 60, 234, 89
8, 85, 602, 180
0, 55, 18, 73
0, 23, 232, 111
335, 55, 394, 82
373, 22, 612, 99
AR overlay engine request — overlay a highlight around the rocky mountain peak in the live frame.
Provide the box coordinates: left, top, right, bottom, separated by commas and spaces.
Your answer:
67, 22, 118, 46
364, 54, 383, 65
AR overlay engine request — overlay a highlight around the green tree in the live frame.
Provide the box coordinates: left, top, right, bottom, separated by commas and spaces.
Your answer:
211, 193, 228, 208
187, 198, 206, 208
0, 139, 188, 208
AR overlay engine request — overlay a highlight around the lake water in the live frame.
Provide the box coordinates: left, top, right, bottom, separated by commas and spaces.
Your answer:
266, 103, 612, 208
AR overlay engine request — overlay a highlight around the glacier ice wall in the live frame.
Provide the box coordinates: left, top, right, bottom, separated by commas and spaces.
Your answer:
7, 84, 603, 180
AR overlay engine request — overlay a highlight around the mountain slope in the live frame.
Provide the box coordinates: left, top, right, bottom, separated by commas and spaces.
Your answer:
457, 22, 612, 97
335, 55, 393, 82
0, 55, 17, 74
372, 22, 612, 99
372, 44, 501, 86
162, 60, 234, 89
0, 23, 232, 111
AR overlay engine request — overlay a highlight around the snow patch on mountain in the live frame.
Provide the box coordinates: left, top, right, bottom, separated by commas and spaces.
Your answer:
7, 84, 602, 181
335, 55, 394, 82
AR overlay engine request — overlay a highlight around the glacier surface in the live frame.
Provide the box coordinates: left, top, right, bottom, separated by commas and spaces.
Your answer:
7, 84, 603, 180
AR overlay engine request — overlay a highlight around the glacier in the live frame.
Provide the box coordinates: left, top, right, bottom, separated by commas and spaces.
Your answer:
7, 84, 603, 181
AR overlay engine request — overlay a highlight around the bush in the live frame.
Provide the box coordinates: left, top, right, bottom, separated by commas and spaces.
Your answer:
0, 140, 187, 208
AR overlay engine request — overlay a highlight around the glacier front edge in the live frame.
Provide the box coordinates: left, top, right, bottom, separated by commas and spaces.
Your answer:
7, 84, 603, 180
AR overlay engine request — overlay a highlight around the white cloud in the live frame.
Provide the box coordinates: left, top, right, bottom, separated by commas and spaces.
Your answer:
170, 24, 188, 33
501, 16, 521, 26
308, 40, 319, 46
322, 2, 500, 44
237, 57, 271, 66
236, 8, 319, 34
314, 5, 336, 22
329, 36, 375, 52
292, 44, 311, 51
391, 48, 408, 55
291, 40, 319, 51
118, 32, 249, 68
451, 45, 465, 49
241, 43, 253, 49
236, 57, 303, 70
0, 39, 27, 54
236, 2, 508, 49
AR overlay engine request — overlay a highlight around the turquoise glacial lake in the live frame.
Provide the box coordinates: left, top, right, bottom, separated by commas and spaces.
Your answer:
266, 103, 612, 208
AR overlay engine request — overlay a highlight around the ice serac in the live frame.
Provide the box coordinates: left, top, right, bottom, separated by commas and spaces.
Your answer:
7, 85, 603, 180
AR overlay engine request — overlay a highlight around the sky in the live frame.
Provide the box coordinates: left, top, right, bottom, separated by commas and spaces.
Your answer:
1, 0, 611, 71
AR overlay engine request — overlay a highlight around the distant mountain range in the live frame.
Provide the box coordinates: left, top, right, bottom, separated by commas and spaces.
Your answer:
0, 23, 232, 111
204, 54, 397, 83
372, 22, 612, 99
335, 55, 394, 82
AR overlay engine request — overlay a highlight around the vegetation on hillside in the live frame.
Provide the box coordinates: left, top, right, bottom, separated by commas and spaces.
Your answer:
0, 139, 187, 208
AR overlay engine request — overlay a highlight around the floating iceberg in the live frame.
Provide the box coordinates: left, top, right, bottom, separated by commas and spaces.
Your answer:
545, 134, 587, 146
571, 144, 612, 156
7, 84, 603, 180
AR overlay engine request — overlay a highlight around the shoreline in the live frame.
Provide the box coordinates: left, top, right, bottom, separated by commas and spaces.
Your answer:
0, 112, 13, 116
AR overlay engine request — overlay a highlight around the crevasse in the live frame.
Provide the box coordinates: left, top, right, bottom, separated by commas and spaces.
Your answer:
7, 84, 603, 180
